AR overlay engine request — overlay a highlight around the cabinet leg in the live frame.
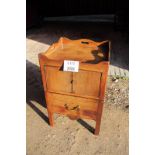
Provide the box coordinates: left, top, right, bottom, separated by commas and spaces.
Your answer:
94, 119, 101, 135
95, 101, 104, 135
48, 112, 54, 127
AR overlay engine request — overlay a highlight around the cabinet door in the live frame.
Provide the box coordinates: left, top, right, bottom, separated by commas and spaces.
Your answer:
45, 66, 72, 93
73, 70, 101, 97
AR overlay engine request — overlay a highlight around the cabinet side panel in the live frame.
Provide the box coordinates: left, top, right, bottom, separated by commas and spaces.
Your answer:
39, 56, 47, 91
95, 63, 109, 135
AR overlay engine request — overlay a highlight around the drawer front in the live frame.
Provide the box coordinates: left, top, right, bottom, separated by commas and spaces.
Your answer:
46, 93, 98, 120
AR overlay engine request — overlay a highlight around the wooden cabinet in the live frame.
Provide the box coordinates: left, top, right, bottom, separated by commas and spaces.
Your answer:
39, 37, 110, 135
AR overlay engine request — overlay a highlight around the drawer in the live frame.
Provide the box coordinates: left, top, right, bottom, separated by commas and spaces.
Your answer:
46, 93, 99, 120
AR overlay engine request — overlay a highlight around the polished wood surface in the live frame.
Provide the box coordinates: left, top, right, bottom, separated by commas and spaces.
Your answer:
44, 37, 108, 63
73, 70, 101, 97
46, 92, 98, 120
45, 66, 72, 93
39, 37, 110, 135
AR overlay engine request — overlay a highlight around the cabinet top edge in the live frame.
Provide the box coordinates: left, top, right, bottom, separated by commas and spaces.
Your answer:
39, 37, 110, 63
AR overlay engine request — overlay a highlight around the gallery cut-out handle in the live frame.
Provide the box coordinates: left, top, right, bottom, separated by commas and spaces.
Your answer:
81, 41, 89, 44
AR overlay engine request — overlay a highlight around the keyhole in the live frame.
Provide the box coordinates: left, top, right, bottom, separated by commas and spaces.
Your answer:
70, 80, 73, 84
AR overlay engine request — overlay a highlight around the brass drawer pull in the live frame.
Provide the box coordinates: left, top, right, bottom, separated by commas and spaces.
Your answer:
64, 104, 80, 111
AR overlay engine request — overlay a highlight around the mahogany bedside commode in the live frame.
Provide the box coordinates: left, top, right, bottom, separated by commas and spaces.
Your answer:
39, 37, 110, 135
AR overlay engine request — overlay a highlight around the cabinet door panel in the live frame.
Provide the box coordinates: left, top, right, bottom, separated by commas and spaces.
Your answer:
73, 70, 101, 97
45, 66, 72, 93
